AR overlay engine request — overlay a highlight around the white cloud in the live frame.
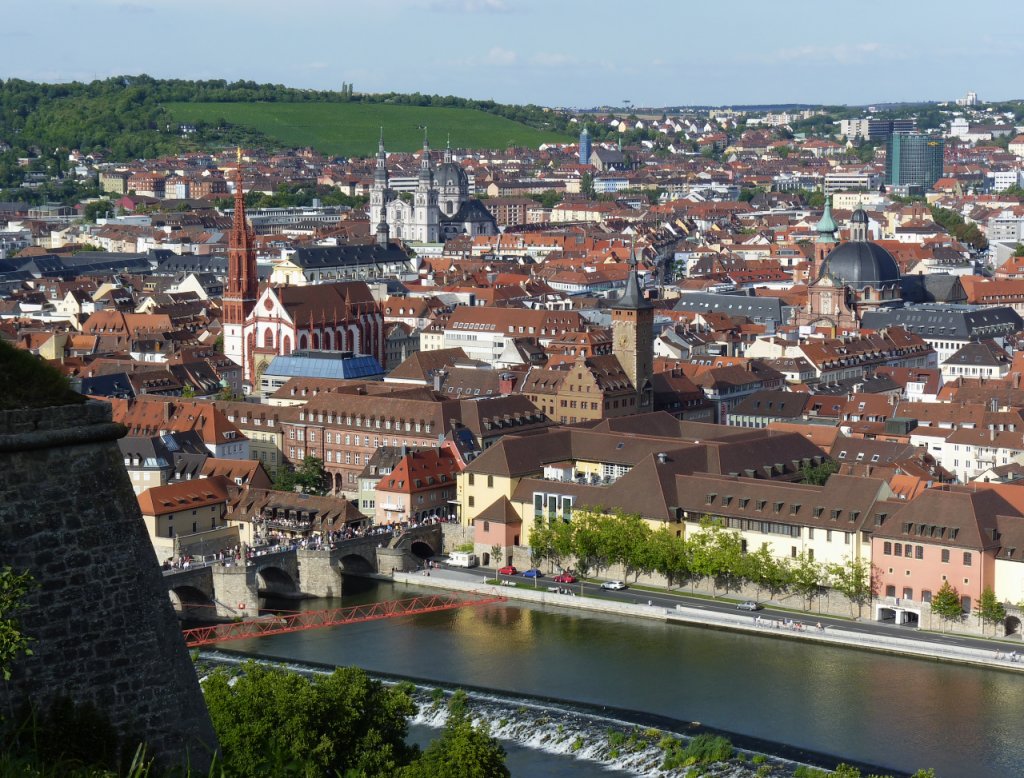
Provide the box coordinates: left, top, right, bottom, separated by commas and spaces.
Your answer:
761, 42, 894, 65
530, 52, 577, 67
483, 47, 518, 66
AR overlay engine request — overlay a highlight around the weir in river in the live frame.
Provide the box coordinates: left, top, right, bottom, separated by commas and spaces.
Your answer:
208, 577, 1024, 777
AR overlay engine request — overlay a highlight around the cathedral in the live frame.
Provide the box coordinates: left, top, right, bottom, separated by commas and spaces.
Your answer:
222, 153, 385, 390
369, 132, 498, 244
794, 202, 902, 331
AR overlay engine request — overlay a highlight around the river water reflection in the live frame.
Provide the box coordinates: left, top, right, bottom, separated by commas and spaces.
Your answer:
238, 578, 1024, 777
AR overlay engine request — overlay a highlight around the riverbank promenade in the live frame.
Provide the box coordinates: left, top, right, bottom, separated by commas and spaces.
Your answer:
393, 568, 1024, 673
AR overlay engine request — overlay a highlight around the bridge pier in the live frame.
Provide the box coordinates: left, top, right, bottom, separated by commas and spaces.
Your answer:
211, 565, 260, 619
297, 548, 344, 598
377, 546, 417, 574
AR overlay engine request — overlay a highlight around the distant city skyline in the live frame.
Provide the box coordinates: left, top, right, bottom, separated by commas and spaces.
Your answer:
10, 0, 1022, 108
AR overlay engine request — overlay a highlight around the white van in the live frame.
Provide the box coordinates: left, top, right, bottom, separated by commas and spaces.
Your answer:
447, 551, 479, 568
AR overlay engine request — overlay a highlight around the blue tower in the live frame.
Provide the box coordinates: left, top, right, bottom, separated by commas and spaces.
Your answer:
579, 126, 591, 165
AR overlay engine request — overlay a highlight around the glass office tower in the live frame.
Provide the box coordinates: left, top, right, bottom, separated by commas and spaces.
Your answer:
886, 132, 944, 190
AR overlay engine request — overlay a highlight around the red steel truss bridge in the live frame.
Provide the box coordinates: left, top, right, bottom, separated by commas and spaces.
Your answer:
182, 592, 505, 647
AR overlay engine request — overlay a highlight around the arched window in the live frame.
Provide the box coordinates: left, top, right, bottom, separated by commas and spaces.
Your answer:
299, 333, 309, 350
323, 330, 333, 350
282, 335, 292, 355
312, 332, 320, 350
262, 329, 274, 350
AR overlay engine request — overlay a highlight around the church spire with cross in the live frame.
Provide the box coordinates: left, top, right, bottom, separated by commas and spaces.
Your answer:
222, 147, 259, 379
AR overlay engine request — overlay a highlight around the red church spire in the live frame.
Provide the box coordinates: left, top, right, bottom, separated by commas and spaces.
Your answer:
224, 147, 258, 328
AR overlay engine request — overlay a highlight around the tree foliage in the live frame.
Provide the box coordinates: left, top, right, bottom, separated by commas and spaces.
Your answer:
826, 556, 877, 617
790, 553, 826, 610
272, 455, 327, 495
0, 567, 34, 680
0, 340, 84, 411
401, 691, 509, 778
746, 544, 793, 600
202, 662, 418, 778
579, 171, 596, 199
975, 587, 1006, 635
929, 205, 988, 251
801, 459, 839, 486
931, 580, 964, 628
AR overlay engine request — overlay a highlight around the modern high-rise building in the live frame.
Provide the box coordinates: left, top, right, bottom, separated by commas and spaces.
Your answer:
885, 133, 944, 191
868, 118, 916, 142
579, 126, 591, 165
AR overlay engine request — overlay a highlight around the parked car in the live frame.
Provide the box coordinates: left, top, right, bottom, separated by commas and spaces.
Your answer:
553, 573, 577, 584
601, 580, 627, 590
522, 568, 543, 578
737, 600, 763, 611
498, 565, 517, 575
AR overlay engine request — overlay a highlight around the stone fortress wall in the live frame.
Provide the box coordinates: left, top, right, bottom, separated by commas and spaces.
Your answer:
0, 401, 217, 770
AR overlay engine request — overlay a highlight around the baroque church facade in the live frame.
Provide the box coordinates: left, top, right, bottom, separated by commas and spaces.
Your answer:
795, 202, 902, 331
369, 133, 498, 244
223, 154, 385, 390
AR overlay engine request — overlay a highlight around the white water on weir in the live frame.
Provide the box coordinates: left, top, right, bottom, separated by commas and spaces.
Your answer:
198, 651, 838, 778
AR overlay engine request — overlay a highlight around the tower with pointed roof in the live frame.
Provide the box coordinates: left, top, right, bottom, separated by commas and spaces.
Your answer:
223, 148, 259, 379
369, 128, 390, 233
412, 129, 440, 242
370, 128, 493, 244
812, 195, 838, 270
611, 239, 654, 411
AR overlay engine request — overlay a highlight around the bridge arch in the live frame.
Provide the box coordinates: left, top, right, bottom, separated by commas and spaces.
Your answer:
168, 585, 215, 618
256, 565, 299, 596
338, 553, 376, 574
409, 540, 435, 560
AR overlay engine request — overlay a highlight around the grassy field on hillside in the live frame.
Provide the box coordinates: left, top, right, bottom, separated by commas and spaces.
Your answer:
164, 102, 567, 157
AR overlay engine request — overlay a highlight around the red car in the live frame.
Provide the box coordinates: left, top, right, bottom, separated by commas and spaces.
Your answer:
498, 565, 517, 575
553, 573, 577, 583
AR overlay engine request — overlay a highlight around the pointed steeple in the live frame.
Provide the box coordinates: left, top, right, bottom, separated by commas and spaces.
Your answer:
418, 127, 432, 187
374, 128, 388, 187
815, 196, 837, 244
615, 236, 653, 311
223, 146, 259, 381
444, 133, 453, 164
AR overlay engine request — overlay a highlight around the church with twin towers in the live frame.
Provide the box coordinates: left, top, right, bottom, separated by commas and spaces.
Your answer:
369, 130, 498, 244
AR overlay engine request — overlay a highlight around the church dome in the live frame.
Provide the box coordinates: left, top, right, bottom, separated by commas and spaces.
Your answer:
434, 161, 468, 190
820, 240, 900, 288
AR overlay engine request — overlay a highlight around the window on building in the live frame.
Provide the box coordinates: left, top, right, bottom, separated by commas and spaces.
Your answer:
487, 475, 494, 488
941, 549, 950, 563
963, 552, 972, 566
883, 541, 891, 555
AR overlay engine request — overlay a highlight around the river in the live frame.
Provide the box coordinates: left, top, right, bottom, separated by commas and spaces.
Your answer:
212, 577, 1024, 777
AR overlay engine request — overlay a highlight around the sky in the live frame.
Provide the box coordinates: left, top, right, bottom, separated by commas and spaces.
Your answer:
6, 0, 1021, 108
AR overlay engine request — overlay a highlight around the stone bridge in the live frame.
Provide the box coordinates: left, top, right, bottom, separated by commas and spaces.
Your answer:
163, 524, 444, 618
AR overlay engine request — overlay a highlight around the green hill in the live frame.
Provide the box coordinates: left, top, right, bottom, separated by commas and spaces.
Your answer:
164, 101, 568, 157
